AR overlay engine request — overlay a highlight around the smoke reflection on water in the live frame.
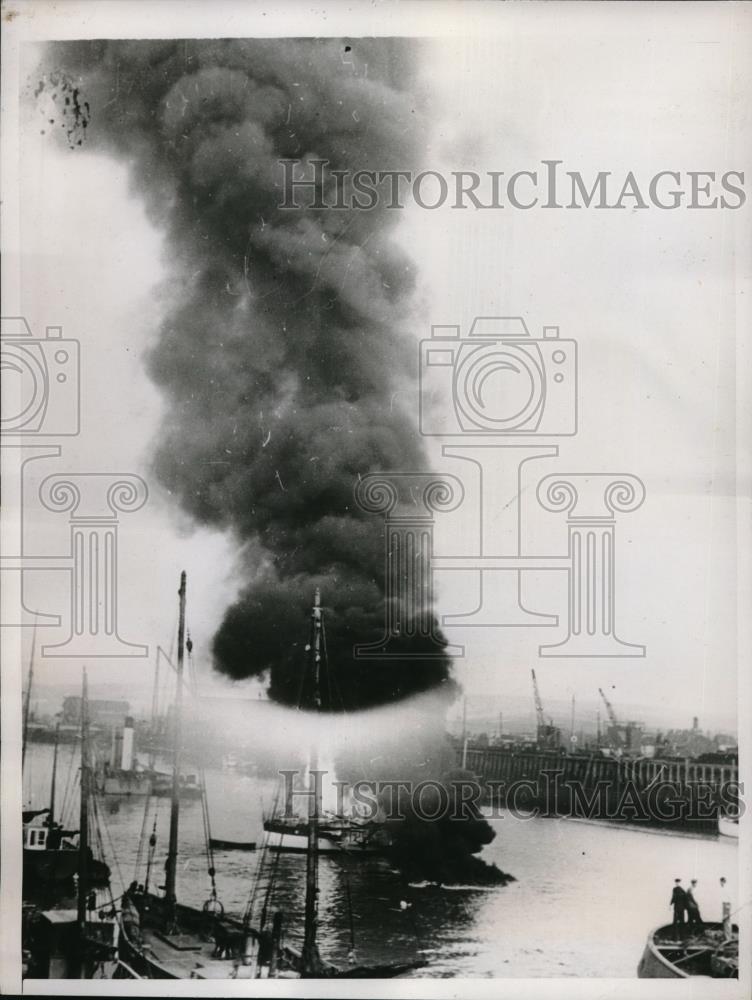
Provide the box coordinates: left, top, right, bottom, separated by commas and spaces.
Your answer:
24, 742, 737, 977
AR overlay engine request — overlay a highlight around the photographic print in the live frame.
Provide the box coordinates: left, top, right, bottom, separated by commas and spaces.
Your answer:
1, 2, 750, 996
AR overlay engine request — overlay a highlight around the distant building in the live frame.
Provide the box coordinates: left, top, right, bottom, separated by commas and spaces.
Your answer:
604, 720, 644, 753
714, 733, 737, 752
536, 722, 561, 750
661, 717, 717, 758
62, 696, 129, 729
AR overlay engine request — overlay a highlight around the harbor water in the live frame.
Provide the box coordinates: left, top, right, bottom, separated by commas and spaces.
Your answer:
24, 742, 739, 978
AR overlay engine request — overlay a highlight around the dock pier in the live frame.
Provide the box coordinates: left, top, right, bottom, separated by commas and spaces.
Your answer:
458, 744, 738, 832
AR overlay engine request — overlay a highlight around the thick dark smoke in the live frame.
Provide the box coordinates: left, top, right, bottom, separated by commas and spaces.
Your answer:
41, 38, 455, 709
336, 723, 514, 886
383, 768, 514, 886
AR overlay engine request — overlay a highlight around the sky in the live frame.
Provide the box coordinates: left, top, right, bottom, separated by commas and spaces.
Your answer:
9, 4, 750, 735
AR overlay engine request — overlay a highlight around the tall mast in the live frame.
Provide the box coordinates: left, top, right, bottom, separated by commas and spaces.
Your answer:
49, 719, 60, 826
21, 621, 37, 769
149, 645, 161, 769
77, 669, 90, 946
311, 587, 322, 712
302, 589, 322, 975
165, 571, 187, 932
570, 694, 576, 745
461, 696, 468, 768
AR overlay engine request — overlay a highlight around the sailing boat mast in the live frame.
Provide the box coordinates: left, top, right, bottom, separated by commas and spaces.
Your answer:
302, 588, 323, 975
21, 621, 37, 768
165, 570, 187, 932
149, 645, 161, 770
49, 719, 60, 827
77, 669, 90, 950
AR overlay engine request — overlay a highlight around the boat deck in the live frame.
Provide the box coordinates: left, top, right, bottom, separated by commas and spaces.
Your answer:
135, 926, 246, 978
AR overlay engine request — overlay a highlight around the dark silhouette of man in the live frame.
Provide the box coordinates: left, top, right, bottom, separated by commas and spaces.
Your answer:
686, 879, 703, 929
670, 878, 687, 937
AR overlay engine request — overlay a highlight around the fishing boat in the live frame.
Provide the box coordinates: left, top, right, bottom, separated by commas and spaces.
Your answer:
116, 572, 285, 979
265, 814, 381, 855
23, 671, 119, 979
118, 575, 425, 979
263, 590, 383, 857
637, 922, 738, 978
22, 675, 110, 891
282, 745, 425, 979
23, 813, 109, 888
260, 590, 425, 979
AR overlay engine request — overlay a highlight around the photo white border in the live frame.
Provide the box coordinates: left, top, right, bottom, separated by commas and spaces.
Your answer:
2, 2, 750, 998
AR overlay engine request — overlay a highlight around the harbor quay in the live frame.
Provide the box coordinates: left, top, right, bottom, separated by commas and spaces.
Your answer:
458, 744, 740, 832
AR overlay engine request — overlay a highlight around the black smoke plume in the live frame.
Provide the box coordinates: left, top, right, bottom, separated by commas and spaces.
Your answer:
336, 723, 514, 886
40, 38, 455, 710
383, 768, 514, 887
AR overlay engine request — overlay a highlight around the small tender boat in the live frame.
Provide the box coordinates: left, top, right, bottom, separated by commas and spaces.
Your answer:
637, 922, 738, 978
265, 814, 381, 855
209, 837, 257, 851
718, 812, 739, 839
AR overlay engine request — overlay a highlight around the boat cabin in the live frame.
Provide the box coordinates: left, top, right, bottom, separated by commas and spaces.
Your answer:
23, 825, 49, 851
26, 909, 118, 978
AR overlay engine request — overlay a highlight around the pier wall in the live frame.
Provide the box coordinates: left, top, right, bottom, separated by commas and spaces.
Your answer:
458, 745, 739, 832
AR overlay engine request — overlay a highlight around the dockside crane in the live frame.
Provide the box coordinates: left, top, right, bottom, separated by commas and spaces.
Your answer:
532, 670, 560, 750
598, 687, 623, 749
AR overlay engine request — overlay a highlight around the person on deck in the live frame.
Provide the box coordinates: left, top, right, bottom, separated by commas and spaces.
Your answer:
686, 879, 703, 928
670, 879, 687, 937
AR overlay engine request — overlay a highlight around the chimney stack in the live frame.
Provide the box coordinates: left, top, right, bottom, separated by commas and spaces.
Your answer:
121, 716, 135, 771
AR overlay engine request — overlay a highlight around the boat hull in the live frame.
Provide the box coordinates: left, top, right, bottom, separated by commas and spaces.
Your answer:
101, 773, 153, 796
23, 849, 78, 885
637, 922, 737, 978
209, 838, 256, 851
268, 830, 351, 854
718, 815, 739, 838
23, 848, 110, 888
265, 820, 381, 855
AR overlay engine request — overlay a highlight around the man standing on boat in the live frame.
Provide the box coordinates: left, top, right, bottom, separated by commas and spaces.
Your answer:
670, 878, 687, 938
686, 879, 703, 929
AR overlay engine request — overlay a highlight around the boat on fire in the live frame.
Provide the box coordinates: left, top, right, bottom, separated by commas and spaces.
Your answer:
118, 575, 424, 979
263, 590, 385, 857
